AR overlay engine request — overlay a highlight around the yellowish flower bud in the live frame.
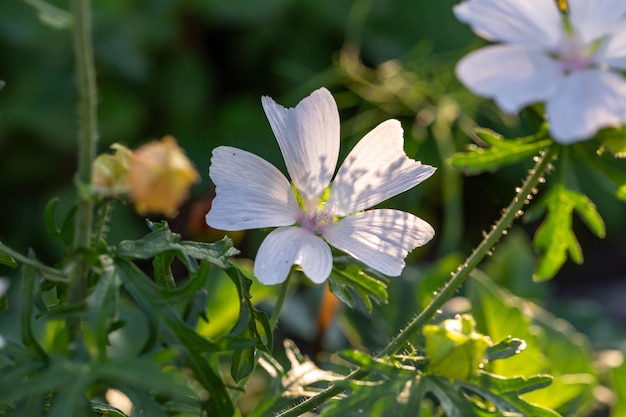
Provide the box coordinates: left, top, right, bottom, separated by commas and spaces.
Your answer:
128, 136, 200, 218
92, 143, 133, 195
423, 314, 492, 380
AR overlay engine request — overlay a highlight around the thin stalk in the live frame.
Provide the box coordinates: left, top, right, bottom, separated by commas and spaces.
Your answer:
275, 145, 559, 417
270, 275, 292, 330
69, 0, 98, 306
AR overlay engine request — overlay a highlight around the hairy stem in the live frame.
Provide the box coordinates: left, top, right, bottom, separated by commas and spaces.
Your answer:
68, 0, 97, 327
67, 0, 98, 340
275, 145, 559, 417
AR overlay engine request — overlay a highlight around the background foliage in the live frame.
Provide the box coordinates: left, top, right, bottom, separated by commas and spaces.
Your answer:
1, 0, 626, 416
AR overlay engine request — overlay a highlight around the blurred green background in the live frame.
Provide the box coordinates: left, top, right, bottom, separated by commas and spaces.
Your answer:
1, 0, 626, 360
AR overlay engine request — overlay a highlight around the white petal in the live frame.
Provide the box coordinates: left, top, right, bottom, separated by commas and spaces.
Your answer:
547, 70, 626, 143
325, 120, 435, 217
261, 88, 340, 209
322, 209, 434, 277
456, 44, 562, 113
206, 146, 300, 231
569, 0, 626, 44
454, 0, 562, 49
254, 227, 332, 285
596, 22, 626, 70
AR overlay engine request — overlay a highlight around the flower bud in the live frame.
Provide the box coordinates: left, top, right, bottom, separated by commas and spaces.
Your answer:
92, 143, 133, 195
128, 136, 199, 218
423, 314, 492, 380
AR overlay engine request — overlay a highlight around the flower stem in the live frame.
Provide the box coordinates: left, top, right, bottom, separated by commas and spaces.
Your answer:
68, 0, 97, 324
270, 273, 292, 330
275, 145, 559, 417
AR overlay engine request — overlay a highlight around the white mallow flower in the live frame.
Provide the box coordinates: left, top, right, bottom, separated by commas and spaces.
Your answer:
206, 88, 436, 285
454, 0, 626, 144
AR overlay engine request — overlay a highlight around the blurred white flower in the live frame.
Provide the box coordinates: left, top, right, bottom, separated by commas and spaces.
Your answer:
455, 0, 626, 143
206, 88, 435, 285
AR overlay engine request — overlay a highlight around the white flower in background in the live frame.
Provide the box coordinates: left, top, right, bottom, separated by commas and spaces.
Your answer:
206, 88, 435, 285
0, 278, 8, 349
454, 0, 626, 143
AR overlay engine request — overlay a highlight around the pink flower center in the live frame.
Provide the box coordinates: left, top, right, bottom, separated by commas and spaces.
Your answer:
557, 35, 595, 74
299, 209, 335, 235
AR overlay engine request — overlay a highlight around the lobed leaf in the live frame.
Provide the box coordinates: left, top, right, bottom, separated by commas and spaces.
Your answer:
115, 258, 234, 416
449, 128, 551, 175
484, 337, 527, 362
115, 221, 239, 271
529, 184, 605, 281
328, 257, 388, 312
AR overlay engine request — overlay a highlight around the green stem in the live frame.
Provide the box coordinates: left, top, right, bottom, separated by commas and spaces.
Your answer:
275, 145, 559, 417
69, 0, 98, 305
269, 274, 292, 330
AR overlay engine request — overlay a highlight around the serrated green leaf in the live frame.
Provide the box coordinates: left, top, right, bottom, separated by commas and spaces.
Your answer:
338, 350, 417, 377
115, 258, 234, 416
449, 128, 551, 175
422, 377, 490, 417
531, 184, 605, 281
328, 258, 388, 312
458, 378, 560, 417
484, 337, 527, 362
116, 221, 239, 272
474, 371, 553, 395
468, 274, 596, 414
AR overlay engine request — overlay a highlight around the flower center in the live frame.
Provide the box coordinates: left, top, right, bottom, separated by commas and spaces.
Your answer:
299, 208, 335, 235
556, 35, 595, 74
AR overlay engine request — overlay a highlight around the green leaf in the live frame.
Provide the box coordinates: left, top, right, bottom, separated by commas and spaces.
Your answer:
473, 371, 553, 395
115, 258, 234, 416
458, 378, 560, 417
467, 273, 596, 414
596, 126, 626, 157
338, 350, 417, 377
528, 183, 605, 281
449, 128, 551, 175
86, 255, 119, 358
609, 348, 626, 417
91, 401, 129, 417
20, 255, 46, 359
231, 329, 256, 383
22, 0, 73, 29
115, 221, 239, 271
153, 252, 176, 290
484, 337, 527, 362
0, 248, 18, 268
328, 257, 388, 312
43, 198, 76, 246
